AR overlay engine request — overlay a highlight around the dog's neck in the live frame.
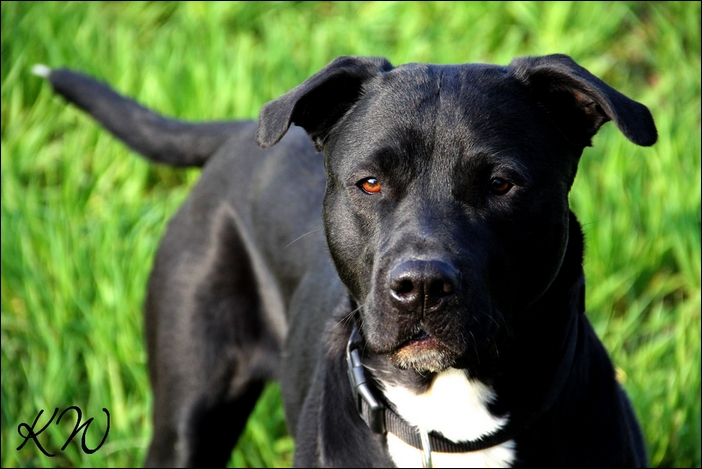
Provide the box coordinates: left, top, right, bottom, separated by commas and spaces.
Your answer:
486, 211, 585, 420
381, 369, 518, 467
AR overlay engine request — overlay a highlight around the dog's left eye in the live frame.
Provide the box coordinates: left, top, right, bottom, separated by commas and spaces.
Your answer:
489, 178, 513, 195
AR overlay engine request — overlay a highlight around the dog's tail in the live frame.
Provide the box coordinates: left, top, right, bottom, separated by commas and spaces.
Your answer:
33, 64, 244, 167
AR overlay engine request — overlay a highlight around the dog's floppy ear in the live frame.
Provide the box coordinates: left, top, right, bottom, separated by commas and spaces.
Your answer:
509, 54, 657, 147
256, 56, 394, 151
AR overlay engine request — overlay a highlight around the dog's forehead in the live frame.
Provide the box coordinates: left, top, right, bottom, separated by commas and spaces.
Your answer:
330, 62, 556, 169
384, 61, 507, 85
366, 62, 515, 111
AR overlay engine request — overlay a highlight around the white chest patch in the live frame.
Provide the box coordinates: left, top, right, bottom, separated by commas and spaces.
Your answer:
381, 368, 515, 468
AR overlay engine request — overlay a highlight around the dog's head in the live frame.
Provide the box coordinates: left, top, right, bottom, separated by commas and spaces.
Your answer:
257, 54, 656, 374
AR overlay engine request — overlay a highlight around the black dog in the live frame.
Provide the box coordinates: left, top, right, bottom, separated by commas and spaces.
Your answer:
38, 53, 656, 467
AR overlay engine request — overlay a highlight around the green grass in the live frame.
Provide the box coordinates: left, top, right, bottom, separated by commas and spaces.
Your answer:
2, 2, 699, 467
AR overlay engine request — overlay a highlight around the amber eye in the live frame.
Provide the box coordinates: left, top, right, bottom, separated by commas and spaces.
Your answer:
359, 177, 382, 194
489, 178, 512, 195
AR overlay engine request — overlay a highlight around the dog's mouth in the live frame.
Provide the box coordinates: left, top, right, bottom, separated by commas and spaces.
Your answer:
397, 330, 439, 351
389, 329, 454, 373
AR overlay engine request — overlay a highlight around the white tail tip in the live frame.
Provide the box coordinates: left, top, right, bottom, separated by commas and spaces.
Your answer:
31, 64, 52, 78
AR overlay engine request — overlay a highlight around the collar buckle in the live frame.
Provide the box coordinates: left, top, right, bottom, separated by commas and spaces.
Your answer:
346, 326, 386, 434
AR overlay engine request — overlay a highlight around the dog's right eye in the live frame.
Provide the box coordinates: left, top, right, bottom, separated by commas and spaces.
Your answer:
489, 178, 513, 195
358, 177, 382, 194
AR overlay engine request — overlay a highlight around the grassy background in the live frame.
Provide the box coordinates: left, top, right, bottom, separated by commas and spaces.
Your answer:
1, 2, 699, 467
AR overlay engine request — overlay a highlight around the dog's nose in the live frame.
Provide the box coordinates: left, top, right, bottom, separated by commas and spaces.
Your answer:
388, 260, 459, 313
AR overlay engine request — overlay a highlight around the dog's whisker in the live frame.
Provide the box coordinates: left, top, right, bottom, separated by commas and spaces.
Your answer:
362, 363, 392, 375
469, 330, 481, 364
284, 229, 323, 249
493, 307, 508, 330
335, 302, 365, 328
